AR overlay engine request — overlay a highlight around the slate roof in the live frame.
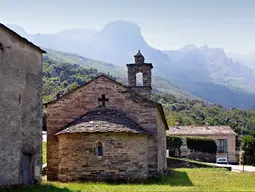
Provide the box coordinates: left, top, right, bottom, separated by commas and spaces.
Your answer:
167, 125, 236, 135
0, 23, 46, 53
56, 108, 150, 135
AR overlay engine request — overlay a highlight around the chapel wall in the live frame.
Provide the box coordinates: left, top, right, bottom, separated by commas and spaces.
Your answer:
57, 133, 149, 182
156, 110, 167, 172
46, 76, 159, 180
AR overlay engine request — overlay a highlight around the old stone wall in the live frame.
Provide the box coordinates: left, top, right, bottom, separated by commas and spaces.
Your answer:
156, 110, 167, 173
126, 63, 153, 99
58, 133, 149, 182
0, 27, 43, 186
126, 64, 153, 87
187, 151, 216, 163
130, 87, 152, 99
46, 76, 159, 180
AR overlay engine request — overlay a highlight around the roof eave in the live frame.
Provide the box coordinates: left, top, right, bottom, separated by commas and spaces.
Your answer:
0, 23, 46, 54
157, 104, 169, 130
55, 131, 151, 136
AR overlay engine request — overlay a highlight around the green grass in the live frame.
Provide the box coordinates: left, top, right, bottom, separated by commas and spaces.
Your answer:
42, 142, 46, 164
4, 168, 255, 192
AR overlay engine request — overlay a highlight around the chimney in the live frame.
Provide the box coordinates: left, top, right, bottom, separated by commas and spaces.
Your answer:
175, 121, 180, 128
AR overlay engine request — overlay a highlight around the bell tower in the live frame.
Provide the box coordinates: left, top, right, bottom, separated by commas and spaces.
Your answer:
126, 50, 153, 99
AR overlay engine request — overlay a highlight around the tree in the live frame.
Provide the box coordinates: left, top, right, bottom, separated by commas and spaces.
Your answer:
242, 131, 255, 165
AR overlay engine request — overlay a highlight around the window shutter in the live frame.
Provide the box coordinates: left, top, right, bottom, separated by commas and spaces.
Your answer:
224, 139, 228, 153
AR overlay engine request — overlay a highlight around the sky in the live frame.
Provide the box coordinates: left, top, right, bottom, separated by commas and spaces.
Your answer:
1, 0, 255, 54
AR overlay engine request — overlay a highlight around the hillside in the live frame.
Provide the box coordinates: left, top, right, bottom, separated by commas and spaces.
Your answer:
7, 21, 255, 109
42, 50, 255, 140
43, 49, 198, 102
152, 94, 255, 140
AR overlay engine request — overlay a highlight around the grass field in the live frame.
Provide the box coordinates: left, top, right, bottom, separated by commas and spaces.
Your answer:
3, 168, 255, 192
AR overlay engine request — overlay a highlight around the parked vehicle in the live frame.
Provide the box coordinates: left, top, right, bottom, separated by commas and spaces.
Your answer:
216, 157, 228, 164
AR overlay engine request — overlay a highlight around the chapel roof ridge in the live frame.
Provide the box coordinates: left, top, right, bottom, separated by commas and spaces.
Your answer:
43, 73, 154, 106
43, 72, 168, 130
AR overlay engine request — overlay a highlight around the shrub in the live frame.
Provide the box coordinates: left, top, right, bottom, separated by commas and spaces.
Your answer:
166, 136, 183, 157
242, 131, 255, 165
186, 137, 217, 154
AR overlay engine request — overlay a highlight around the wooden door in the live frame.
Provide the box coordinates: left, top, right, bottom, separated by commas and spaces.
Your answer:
23, 153, 32, 185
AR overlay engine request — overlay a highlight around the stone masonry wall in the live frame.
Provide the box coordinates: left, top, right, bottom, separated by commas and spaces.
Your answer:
130, 87, 152, 99
0, 27, 43, 186
46, 76, 159, 180
58, 133, 149, 182
156, 110, 167, 173
126, 63, 153, 99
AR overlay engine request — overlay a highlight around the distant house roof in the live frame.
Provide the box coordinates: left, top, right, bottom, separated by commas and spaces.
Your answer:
56, 108, 150, 135
0, 23, 46, 53
167, 125, 236, 136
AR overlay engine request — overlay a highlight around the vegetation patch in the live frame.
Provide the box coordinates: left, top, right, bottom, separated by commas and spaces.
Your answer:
3, 168, 255, 192
242, 131, 255, 165
166, 136, 183, 157
42, 142, 46, 164
186, 137, 217, 154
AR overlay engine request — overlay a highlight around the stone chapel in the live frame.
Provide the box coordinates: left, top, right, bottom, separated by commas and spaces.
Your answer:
45, 51, 168, 182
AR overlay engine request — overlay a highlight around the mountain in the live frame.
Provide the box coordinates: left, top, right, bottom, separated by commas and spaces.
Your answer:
6, 24, 98, 55
44, 49, 198, 101
227, 52, 255, 74
164, 45, 255, 109
6, 21, 255, 109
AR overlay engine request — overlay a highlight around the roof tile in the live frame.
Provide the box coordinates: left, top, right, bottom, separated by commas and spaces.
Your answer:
167, 125, 236, 135
56, 108, 150, 135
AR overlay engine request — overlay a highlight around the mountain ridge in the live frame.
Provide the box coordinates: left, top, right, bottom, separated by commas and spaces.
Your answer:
6, 21, 255, 109
44, 48, 198, 101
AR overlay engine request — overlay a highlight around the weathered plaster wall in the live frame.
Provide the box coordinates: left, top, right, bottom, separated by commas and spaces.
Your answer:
207, 135, 236, 162
58, 133, 149, 182
0, 27, 43, 186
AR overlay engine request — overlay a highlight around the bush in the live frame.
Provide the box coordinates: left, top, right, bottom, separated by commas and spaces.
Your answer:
242, 131, 255, 165
187, 137, 217, 154
166, 136, 183, 157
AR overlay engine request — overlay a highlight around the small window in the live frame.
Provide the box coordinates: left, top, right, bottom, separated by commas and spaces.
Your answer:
217, 139, 228, 153
96, 142, 103, 157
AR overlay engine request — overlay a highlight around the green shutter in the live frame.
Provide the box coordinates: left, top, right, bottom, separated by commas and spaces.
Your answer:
223, 139, 228, 153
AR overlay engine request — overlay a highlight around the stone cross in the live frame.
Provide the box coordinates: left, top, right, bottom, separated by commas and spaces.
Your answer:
98, 94, 109, 107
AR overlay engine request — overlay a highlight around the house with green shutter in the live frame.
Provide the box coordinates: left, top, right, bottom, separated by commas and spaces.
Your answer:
167, 122, 237, 163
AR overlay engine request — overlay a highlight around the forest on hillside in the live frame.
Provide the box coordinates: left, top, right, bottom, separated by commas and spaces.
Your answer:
42, 58, 255, 141
152, 94, 255, 136
43, 57, 115, 102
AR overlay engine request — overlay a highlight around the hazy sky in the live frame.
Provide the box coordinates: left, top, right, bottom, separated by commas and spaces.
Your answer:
1, 0, 255, 54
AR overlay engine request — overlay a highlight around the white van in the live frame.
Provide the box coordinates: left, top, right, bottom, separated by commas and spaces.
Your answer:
216, 157, 228, 164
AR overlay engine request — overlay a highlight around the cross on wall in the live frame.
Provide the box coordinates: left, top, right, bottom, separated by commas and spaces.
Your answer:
98, 94, 109, 107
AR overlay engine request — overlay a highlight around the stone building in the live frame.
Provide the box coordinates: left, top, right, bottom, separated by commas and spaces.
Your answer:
45, 51, 168, 182
0, 24, 46, 186
168, 123, 237, 163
